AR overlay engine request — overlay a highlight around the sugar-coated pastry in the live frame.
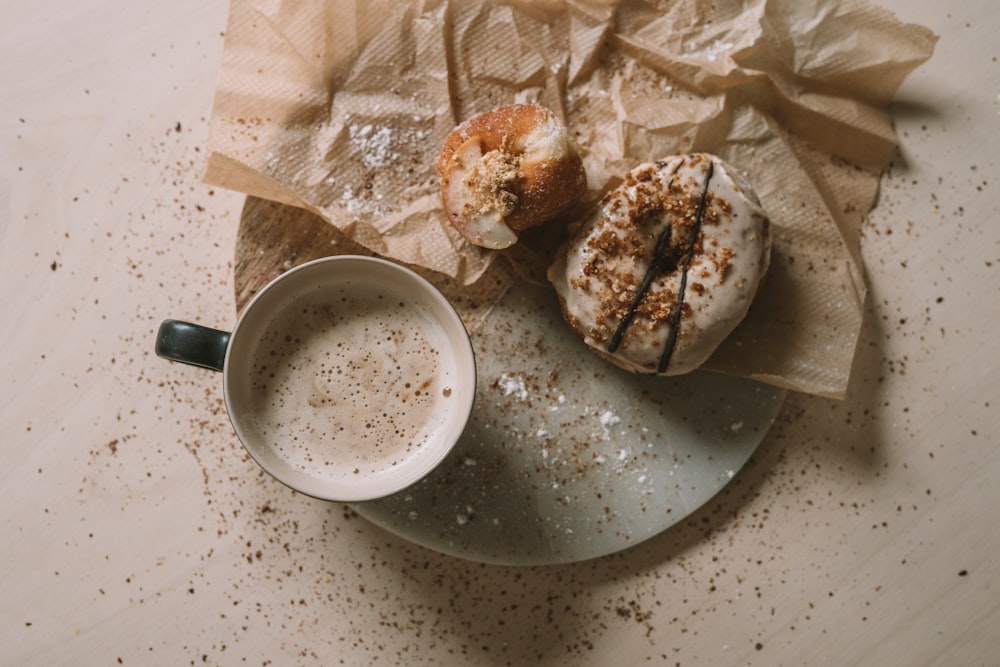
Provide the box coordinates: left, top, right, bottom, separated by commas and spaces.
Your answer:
548, 153, 771, 376
436, 104, 586, 249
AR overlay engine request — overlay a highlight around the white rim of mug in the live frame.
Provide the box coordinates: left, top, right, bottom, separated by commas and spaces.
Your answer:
222, 255, 477, 502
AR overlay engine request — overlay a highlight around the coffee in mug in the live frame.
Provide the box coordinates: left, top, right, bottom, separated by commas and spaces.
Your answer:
156, 256, 476, 502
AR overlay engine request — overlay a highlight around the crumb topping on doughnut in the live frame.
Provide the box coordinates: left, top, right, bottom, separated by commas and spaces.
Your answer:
437, 104, 586, 249
548, 153, 771, 376
460, 148, 524, 221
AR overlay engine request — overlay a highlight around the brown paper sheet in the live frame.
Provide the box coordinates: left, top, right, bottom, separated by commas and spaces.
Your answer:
204, 0, 936, 398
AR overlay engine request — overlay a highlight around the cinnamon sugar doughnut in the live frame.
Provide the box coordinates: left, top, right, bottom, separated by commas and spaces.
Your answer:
548, 154, 771, 376
436, 104, 586, 249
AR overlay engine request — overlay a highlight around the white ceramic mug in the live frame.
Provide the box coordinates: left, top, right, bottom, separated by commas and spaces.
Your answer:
156, 256, 476, 502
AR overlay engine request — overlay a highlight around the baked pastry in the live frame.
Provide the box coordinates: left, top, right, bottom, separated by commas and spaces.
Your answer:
548, 153, 771, 376
436, 104, 586, 249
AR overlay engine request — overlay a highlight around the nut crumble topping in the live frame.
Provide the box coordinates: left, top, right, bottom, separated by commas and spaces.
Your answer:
459, 146, 524, 220
550, 154, 772, 375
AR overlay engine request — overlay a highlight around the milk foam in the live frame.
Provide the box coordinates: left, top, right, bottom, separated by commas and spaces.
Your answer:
248, 282, 457, 481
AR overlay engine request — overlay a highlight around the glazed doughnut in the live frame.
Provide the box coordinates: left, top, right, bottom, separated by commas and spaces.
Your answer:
548, 154, 771, 376
436, 104, 586, 249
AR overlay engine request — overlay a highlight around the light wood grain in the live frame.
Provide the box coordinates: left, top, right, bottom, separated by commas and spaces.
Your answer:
2, 1, 998, 665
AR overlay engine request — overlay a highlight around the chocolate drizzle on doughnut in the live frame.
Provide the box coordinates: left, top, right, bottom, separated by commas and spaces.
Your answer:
606, 216, 672, 353
659, 161, 715, 373
606, 159, 716, 374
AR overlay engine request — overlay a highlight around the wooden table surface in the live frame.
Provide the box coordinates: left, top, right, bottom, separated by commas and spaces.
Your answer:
2, 1, 997, 665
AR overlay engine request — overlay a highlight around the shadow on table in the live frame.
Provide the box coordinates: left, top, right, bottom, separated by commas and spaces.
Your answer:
327, 279, 891, 664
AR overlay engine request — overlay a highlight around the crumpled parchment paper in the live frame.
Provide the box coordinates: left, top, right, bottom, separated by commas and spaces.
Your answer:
204, 0, 936, 398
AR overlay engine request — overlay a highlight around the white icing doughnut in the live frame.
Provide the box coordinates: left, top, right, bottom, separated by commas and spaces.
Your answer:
548, 154, 771, 376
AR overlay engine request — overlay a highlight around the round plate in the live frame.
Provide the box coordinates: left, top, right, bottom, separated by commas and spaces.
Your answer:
235, 196, 786, 565
353, 280, 785, 565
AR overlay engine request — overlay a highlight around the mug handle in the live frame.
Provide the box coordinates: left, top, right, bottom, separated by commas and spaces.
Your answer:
155, 319, 231, 372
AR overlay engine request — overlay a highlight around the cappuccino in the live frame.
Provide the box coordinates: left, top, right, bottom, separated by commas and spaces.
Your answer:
247, 281, 460, 481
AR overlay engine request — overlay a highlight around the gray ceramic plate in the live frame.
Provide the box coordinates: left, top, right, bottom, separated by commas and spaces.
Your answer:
354, 280, 785, 565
